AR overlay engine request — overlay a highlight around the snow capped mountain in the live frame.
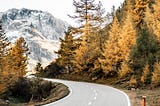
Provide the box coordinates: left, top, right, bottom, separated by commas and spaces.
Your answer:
0, 8, 69, 72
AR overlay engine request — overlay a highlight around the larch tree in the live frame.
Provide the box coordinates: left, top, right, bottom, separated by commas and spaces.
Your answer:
119, 14, 137, 62
141, 63, 151, 84
69, 0, 105, 33
74, 40, 88, 73
117, 14, 137, 78
3, 37, 29, 87
145, 1, 160, 42
0, 20, 10, 94
118, 61, 132, 78
132, 0, 149, 30
70, 0, 105, 75
0, 20, 10, 69
152, 62, 160, 86
55, 27, 77, 73
100, 16, 121, 76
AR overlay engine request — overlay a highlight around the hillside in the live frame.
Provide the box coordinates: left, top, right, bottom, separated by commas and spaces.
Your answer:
42, 0, 160, 89
0, 8, 69, 72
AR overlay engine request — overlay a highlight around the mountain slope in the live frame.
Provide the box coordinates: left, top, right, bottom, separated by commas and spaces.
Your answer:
0, 8, 69, 72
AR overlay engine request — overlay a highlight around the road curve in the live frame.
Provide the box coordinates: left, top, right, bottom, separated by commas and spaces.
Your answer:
44, 78, 131, 106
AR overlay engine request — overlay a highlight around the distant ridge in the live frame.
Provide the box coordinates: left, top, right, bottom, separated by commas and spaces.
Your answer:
0, 8, 69, 72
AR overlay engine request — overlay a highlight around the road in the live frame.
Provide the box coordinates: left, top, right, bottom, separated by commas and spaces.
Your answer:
44, 79, 131, 106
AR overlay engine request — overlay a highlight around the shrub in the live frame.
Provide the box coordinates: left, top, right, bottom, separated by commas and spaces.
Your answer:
8, 77, 54, 102
39, 80, 54, 98
152, 62, 160, 86
141, 63, 151, 84
8, 77, 31, 102
42, 62, 65, 78
89, 68, 104, 80
129, 76, 137, 88
118, 62, 132, 78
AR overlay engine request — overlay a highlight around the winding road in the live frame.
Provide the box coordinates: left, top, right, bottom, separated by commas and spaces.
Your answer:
44, 79, 131, 106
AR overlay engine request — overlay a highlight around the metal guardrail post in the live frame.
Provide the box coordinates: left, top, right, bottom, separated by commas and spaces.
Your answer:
142, 96, 146, 106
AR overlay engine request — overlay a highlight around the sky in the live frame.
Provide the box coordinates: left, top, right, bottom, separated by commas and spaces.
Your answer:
0, 0, 124, 26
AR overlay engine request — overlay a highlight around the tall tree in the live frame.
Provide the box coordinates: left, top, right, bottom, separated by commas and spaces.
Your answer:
0, 37, 29, 94
70, 0, 105, 75
0, 20, 10, 68
0, 20, 10, 94
119, 14, 137, 62
70, 0, 105, 30
152, 62, 160, 86
100, 16, 121, 75
74, 40, 88, 73
117, 13, 137, 78
3, 37, 29, 87
145, 1, 160, 42
56, 27, 77, 73
132, 0, 149, 30
130, 28, 159, 76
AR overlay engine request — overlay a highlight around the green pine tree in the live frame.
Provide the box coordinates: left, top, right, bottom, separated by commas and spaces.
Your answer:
56, 27, 77, 73
130, 28, 160, 81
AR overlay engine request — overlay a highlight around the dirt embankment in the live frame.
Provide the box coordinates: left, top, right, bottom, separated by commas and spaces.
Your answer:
123, 88, 160, 106
28, 83, 69, 106
0, 81, 70, 106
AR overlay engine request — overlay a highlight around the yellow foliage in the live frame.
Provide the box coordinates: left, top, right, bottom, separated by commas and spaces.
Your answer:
8, 37, 28, 76
152, 62, 160, 85
141, 63, 150, 83
145, 2, 160, 42
74, 42, 88, 72
133, 0, 149, 29
0, 37, 29, 93
119, 14, 137, 61
0, 83, 6, 94
119, 62, 132, 78
129, 76, 137, 88
101, 14, 136, 75
101, 16, 121, 73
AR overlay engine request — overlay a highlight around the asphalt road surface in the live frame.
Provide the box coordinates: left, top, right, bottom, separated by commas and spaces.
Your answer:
44, 79, 131, 106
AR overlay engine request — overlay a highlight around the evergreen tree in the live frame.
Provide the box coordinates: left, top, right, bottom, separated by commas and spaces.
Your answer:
35, 62, 43, 76
130, 28, 159, 77
56, 27, 77, 73
35, 62, 43, 72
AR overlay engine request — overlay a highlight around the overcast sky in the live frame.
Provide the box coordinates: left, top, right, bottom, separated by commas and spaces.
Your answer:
0, 0, 124, 25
